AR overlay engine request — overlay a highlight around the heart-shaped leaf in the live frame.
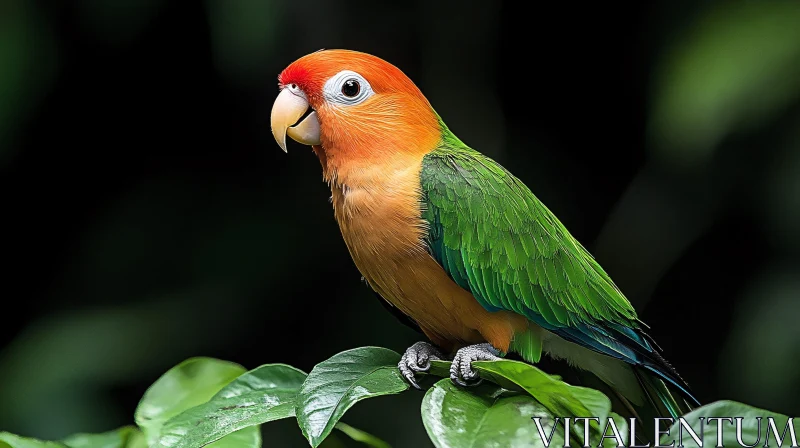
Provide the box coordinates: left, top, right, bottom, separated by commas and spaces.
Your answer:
134, 357, 259, 448
422, 378, 567, 448
296, 347, 408, 447
661, 400, 799, 448
157, 364, 307, 447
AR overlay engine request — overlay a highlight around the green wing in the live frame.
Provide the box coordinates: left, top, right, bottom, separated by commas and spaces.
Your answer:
421, 143, 638, 332
419, 128, 699, 413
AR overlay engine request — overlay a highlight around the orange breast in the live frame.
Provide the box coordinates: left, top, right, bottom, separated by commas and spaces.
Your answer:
328, 154, 527, 352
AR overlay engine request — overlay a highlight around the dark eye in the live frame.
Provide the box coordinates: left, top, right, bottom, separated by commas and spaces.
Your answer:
342, 79, 360, 97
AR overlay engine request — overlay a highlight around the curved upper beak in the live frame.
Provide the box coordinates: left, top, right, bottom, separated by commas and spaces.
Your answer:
270, 88, 321, 152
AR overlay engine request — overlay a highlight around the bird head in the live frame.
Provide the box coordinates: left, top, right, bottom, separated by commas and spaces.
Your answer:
270, 50, 441, 163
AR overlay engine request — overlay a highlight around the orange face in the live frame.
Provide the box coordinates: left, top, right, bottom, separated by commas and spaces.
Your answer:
270, 50, 441, 162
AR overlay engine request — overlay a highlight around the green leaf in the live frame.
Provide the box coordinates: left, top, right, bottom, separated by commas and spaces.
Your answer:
661, 400, 799, 448
156, 364, 307, 448
472, 359, 611, 438
0, 427, 146, 448
133, 357, 248, 447
0, 433, 66, 448
422, 379, 567, 448
426, 360, 453, 381
296, 347, 409, 447
335, 423, 391, 448
61, 427, 145, 448
201, 429, 260, 448
427, 359, 611, 441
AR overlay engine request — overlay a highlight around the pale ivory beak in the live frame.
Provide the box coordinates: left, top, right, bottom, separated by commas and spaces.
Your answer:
270, 88, 321, 152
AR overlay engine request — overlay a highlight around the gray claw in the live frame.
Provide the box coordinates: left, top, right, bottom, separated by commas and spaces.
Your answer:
399, 341, 443, 389
450, 343, 501, 387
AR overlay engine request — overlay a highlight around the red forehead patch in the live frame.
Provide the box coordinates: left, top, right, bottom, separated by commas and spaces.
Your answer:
278, 64, 308, 87
278, 61, 326, 100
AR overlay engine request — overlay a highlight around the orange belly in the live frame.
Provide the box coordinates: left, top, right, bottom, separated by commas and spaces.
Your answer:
328, 157, 527, 353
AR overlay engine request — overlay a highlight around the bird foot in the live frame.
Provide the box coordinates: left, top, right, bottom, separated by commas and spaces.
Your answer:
398, 341, 443, 389
450, 343, 501, 387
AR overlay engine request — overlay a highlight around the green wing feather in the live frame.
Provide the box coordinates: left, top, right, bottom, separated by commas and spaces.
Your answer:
421, 132, 638, 332
420, 124, 699, 414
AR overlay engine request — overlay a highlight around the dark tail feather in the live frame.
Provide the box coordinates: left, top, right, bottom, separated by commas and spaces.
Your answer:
633, 367, 696, 419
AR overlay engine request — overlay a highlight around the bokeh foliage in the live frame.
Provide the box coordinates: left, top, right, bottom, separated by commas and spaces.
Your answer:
2, 1, 799, 446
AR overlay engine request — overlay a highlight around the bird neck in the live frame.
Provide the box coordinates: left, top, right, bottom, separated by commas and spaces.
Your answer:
314, 105, 447, 190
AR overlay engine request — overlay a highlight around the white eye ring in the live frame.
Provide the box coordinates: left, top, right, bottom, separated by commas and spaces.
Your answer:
323, 70, 374, 106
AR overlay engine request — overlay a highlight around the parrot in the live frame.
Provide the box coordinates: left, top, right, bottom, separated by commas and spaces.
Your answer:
270, 49, 700, 423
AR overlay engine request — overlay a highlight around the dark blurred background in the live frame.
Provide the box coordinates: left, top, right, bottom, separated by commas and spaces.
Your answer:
2, 0, 800, 446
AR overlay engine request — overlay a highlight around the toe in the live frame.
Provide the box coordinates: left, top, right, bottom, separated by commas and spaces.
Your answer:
410, 354, 430, 372
449, 345, 495, 387
449, 356, 461, 384
398, 359, 421, 390
405, 349, 419, 368
460, 359, 476, 380
450, 363, 468, 387
409, 343, 438, 372
451, 373, 469, 387
462, 367, 478, 381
